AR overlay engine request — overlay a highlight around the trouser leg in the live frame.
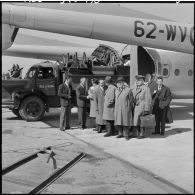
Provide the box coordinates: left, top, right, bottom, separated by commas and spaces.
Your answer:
106, 120, 115, 135
78, 107, 82, 125
123, 126, 130, 139
153, 108, 161, 134
116, 125, 123, 138
160, 108, 167, 135
65, 106, 71, 128
82, 107, 87, 127
60, 106, 66, 130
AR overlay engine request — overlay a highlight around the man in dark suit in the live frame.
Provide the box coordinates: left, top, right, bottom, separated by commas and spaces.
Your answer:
76, 77, 89, 129
152, 76, 173, 135
58, 76, 72, 131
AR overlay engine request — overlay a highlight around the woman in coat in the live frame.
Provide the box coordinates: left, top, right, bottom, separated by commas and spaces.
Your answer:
132, 75, 152, 139
114, 77, 134, 140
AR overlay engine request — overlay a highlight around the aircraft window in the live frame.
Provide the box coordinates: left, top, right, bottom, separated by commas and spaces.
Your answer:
163, 68, 169, 77
188, 69, 193, 76
174, 69, 180, 76
37, 67, 54, 79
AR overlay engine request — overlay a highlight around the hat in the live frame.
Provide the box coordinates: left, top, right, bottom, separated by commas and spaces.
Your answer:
116, 76, 126, 83
157, 75, 163, 80
92, 78, 99, 84
135, 75, 145, 80
105, 76, 113, 84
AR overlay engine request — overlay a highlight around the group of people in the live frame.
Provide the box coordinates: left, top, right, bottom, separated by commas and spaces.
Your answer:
58, 73, 173, 140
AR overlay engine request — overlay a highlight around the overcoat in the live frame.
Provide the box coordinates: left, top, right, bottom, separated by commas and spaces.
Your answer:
94, 86, 105, 125
76, 84, 87, 107
132, 84, 152, 126
114, 86, 134, 126
102, 84, 116, 121
58, 83, 72, 107
152, 84, 173, 123
88, 85, 97, 117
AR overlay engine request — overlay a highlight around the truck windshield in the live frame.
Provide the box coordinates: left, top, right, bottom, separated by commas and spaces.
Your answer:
25, 67, 37, 79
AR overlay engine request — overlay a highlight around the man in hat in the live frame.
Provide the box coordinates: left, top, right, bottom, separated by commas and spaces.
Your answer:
132, 75, 152, 139
76, 77, 89, 129
88, 78, 99, 131
114, 77, 134, 140
152, 76, 173, 135
58, 76, 73, 131
102, 76, 117, 137
94, 79, 106, 133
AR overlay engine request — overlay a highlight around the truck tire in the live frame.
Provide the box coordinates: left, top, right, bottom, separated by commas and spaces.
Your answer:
19, 96, 45, 121
12, 109, 21, 118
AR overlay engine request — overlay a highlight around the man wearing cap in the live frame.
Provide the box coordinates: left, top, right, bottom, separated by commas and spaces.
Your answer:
132, 75, 152, 139
76, 77, 89, 129
152, 76, 173, 135
58, 76, 73, 131
88, 78, 99, 131
102, 76, 117, 137
94, 79, 106, 133
114, 77, 134, 140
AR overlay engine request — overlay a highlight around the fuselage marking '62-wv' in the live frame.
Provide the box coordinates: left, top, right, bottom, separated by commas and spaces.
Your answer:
134, 20, 194, 46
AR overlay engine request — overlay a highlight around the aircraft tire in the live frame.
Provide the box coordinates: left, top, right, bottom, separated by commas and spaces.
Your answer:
19, 96, 45, 121
12, 109, 21, 118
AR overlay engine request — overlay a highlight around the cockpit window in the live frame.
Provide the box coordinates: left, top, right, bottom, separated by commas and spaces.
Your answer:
25, 67, 37, 79
37, 67, 54, 79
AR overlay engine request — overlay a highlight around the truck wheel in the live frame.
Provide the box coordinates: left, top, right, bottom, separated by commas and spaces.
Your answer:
19, 96, 45, 121
12, 109, 21, 118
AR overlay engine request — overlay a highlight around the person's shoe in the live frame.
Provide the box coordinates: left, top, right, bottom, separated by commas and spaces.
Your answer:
60, 128, 64, 131
125, 136, 130, 140
93, 128, 97, 131
104, 133, 114, 137
116, 135, 124, 138
137, 136, 145, 139
97, 129, 102, 133
152, 132, 159, 135
160, 132, 165, 136
65, 127, 71, 130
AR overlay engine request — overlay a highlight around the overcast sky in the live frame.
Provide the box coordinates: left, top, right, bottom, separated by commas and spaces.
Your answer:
2, 2, 194, 76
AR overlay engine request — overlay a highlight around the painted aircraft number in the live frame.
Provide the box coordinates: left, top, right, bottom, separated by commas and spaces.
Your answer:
134, 20, 194, 46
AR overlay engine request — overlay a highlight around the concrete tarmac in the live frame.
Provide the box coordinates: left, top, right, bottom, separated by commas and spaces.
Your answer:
2, 99, 194, 194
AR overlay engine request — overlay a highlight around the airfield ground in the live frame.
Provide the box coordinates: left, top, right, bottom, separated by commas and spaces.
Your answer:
2, 99, 193, 194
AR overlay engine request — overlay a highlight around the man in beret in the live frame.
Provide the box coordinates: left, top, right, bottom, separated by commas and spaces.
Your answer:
132, 75, 152, 139
102, 76, 117, 137
152, 76, 173, 135
114, 77, 134, 140
58, 76, 73, 131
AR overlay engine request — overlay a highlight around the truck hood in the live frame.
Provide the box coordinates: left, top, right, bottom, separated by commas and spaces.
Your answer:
2, 79, 29, 96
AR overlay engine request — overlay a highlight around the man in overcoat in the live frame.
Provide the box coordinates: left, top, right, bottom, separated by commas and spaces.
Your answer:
132, 75, 152, 139
76, 77, 89, 129
94, 79, 106, 133
102, 76, 117, 137
58, 76, 72, 131
114, 77, 134, 140
152, 76, 173, 135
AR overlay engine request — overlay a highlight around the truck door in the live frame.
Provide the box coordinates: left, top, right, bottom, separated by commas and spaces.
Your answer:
36, 67, 56, 96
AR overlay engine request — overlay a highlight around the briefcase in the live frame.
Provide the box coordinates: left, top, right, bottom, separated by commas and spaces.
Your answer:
140, 114, 156, 128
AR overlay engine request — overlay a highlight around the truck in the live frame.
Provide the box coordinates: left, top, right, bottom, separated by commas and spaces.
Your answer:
2, 44, 130, 121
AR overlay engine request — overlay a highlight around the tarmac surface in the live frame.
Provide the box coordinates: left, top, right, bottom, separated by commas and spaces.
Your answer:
2, 99, 194, 194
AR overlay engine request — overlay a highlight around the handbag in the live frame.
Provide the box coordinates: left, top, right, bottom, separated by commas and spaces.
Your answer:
140, 114, 156, 128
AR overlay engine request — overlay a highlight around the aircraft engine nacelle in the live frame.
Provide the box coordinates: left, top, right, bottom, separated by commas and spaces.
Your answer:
2, 24, 19, 50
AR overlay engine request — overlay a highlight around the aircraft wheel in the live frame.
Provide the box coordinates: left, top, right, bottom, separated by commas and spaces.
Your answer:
19, 96, 45, 121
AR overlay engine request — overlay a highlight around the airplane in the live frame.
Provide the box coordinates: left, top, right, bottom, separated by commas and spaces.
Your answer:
2, 3, 194, 99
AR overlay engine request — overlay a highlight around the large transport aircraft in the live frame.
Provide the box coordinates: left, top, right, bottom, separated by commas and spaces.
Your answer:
2, 3, 194, 99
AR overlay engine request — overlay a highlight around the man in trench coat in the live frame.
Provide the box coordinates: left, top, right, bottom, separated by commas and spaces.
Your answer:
94, 79, 106, 133
152, 76, 173, 135
102, 76, 117, 137
114, 77, 134, 140
132, 75, 152, 139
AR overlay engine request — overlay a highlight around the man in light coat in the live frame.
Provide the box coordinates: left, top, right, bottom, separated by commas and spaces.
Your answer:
88, 78, 99, 131
94, 79, 106, 133
132, 75, 152, 139
102, 76, 117, 137
114, 77, 134, 140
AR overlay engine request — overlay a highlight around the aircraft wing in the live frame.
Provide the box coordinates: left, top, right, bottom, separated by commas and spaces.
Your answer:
3, 45, 95, 61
